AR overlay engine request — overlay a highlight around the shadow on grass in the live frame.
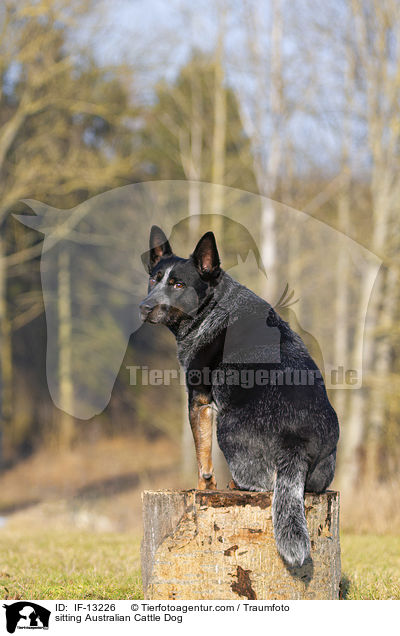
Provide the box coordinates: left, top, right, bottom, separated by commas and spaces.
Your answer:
339, 574, 351, 599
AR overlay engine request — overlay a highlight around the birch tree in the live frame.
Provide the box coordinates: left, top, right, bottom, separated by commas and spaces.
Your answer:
236, 0, 286, 302
210, 4, 227, 237
338, 0, 400, 487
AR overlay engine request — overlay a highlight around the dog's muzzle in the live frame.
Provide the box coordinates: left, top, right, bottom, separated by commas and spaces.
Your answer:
139, 301, 165, 323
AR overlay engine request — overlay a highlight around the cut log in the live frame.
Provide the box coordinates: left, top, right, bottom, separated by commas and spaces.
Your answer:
141, 489, 340, 600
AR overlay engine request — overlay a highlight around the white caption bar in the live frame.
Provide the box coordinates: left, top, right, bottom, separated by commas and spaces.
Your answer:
0, 599, 397, 635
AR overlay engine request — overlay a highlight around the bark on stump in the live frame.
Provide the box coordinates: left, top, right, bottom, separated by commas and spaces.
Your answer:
141, 489, 340, 600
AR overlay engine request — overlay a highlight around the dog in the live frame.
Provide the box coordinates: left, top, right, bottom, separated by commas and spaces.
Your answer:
140, 226, 340, 567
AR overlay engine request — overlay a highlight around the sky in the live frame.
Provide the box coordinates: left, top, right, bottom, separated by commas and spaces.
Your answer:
70, 0, 366, 177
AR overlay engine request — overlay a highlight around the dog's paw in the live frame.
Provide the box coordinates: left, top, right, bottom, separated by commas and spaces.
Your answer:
197, 474, 217, 490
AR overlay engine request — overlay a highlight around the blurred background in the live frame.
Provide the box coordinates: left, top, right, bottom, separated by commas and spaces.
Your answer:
0, 0, 400, 597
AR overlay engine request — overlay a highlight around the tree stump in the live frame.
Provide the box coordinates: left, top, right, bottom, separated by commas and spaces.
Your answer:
141, 489, 341, 600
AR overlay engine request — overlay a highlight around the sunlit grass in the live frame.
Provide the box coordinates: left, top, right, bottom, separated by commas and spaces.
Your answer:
341, 534, 400, 599
0, 527, 399, 599
0, 528, 142, 600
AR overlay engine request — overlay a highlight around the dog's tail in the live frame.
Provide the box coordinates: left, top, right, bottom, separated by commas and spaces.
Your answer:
272, 452, 310, 567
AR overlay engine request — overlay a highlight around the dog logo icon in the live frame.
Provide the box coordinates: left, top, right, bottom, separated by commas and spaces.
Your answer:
3, 602, 50, 633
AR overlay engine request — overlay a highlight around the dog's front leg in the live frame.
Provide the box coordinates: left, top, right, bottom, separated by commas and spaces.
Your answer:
189, 392, 217, 490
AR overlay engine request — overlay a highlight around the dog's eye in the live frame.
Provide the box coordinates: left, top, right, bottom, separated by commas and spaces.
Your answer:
173, 281, 185, 289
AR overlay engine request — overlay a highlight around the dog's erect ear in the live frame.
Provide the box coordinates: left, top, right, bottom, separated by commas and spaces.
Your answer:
192, 231, 220, 277
149, 225, 173, 268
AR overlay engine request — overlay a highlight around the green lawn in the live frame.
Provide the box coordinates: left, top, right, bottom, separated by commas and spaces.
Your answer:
0, 529, 142, 599
0, 529, 399, 599
341, 533, 400, 599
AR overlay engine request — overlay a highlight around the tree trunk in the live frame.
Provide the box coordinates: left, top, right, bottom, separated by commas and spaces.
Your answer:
333, 187, 350, 423
57, 248, 75, 449
364, 264, 398, 479
260, 198, 277, 300
247, 0, 284, 302
141, 489, 341, 600
340, 0, 400, 489
187, 63, 203, 237
210, 13, 227, 238
208, 27, 231, 483
333, 36, 353, 433
0, 234, 13, 465
181, 385, 196, 485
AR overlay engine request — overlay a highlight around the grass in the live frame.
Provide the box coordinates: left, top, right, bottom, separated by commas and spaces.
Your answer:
0, 527, 399, 599
0, 437, 398, 599
0, 528, 142, 599
341, 533, 400, 599
0, 436, 398, 601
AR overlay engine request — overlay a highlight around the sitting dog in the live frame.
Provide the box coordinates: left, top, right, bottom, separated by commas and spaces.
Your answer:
140, 226, 339, 567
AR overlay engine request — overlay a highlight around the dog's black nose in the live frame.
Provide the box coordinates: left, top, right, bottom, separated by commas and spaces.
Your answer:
139, 302, 152, 318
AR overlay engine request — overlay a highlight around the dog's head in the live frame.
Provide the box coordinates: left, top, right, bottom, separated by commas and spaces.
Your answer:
139, 226, 221, 327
